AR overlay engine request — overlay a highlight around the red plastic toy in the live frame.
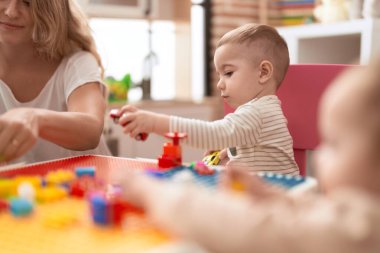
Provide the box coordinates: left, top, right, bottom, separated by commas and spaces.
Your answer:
193, 161, 215, 175
109, 109, 148, 141
0, 199, 8, 212
157, 132, 187, 169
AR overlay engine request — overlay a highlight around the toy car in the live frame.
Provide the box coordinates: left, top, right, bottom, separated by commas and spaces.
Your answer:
202, 151, 220, 166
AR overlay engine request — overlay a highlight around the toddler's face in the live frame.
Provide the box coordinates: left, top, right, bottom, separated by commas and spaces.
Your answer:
315, 69, 379, 194
214, 43, 262, 108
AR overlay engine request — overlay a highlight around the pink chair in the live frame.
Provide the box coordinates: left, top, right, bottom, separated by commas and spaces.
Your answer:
224, 64, 350, 176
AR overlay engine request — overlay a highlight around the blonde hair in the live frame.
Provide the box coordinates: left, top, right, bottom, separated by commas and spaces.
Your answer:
217, 23, 289, 86
30, 0, 104, 77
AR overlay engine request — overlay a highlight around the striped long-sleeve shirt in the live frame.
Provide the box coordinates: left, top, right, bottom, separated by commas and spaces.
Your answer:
170, 95, 299, 175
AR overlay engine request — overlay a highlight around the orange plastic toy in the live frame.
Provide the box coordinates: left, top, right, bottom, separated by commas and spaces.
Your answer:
157, 132, 187, 169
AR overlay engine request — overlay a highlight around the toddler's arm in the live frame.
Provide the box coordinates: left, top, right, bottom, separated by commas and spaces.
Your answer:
116, 103, 262, 150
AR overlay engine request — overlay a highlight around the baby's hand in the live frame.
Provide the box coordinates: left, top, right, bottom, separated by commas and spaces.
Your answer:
115, 105, 157, 140
221, 165, 285, 200
218, 148, 229, 165
109, 107, 148, 141
109, 168, 162, 209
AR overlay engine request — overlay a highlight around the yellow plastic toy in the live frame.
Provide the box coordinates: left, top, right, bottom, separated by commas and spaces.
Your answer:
202, 151, 220, 166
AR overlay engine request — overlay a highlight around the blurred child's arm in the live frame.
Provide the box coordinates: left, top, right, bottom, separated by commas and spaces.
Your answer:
115, 172, 378, 253
117, 105, 170, 138
116, 172, 264, 253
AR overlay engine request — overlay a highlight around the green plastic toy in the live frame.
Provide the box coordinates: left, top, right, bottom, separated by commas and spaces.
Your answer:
105, 73, 132, 103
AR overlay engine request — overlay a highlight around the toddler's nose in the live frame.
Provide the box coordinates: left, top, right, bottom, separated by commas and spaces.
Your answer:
217, 80, 225, 90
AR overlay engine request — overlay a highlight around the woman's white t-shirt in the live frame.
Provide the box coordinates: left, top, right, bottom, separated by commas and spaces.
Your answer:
0, 51, 111, 164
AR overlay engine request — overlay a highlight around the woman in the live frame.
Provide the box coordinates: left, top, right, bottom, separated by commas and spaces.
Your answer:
0, 0, 111, 164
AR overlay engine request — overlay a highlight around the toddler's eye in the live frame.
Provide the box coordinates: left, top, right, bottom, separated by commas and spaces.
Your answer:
224, 71, 233, 77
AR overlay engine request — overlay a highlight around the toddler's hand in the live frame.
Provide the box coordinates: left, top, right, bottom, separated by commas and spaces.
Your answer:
117, 105, 157, 139
218, 148, 229, 165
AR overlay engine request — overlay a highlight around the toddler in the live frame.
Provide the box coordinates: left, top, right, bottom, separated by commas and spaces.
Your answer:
115, 23, 298, 175
115, 58, 380, 253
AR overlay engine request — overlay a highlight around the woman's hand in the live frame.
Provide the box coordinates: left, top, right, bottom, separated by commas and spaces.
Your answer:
0, 108, 39, 162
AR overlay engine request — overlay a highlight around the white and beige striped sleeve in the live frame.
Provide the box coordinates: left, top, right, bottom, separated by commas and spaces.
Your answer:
170, 104, 262, 150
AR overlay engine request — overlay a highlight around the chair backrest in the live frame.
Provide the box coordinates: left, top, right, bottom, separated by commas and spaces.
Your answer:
224, 64, 350, 176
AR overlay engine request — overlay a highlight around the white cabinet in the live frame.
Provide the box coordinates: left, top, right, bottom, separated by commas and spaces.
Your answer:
106, 98, 223, 163
277, 19, 380, 64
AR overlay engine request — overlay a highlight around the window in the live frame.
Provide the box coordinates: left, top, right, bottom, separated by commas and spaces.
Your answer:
90, 18, 175, 101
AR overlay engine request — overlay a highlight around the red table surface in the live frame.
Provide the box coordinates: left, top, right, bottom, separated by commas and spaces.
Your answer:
0, 155, 157, 181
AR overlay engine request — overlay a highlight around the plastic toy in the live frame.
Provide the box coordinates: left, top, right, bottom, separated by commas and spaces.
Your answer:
90, 192, 109, 225
202, 151, 220, 166
0, 199, 9, 212
69, 176, 102, 198
109, 109, 149, 141
45, 169, 75, 186
89, 190, 143, 227
157, 132, 187, 169
36, 186, 68, 203
145, 165, 219, 188
17, 182, 36, 202
75, 166, 96, 177
43, 210, 79, 228
257, 172, 318, 193
0, 179, 16, 198
9, 197, 33, 216
105, 74, 131, 103
190, 161, 215, 175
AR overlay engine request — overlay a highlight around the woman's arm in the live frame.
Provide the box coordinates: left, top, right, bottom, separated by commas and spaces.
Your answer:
0, 82, 106, 162
37, 82, 106, 150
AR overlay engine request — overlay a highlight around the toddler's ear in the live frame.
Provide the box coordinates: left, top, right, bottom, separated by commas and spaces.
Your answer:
258, 60, 273, 84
